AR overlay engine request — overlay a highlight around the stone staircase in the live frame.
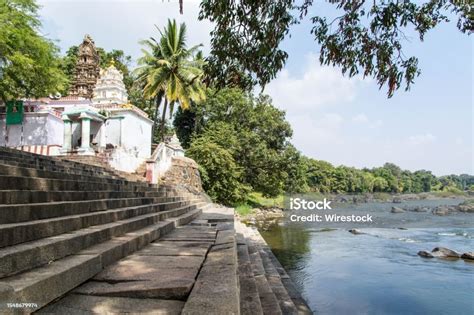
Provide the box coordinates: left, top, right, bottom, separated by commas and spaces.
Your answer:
236, 221, 312, 315
0, 147, 207, 314
0, 147, 312, 314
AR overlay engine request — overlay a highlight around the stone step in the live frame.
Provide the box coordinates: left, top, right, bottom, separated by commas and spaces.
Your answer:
0, 150, 118, 175
0, 203, 205, 278
0, 198, 198, 246
249, 249, 282, 314
0, 157, 115, 178
237, 233, 264, 315
0, 208, 204, 314
181, 227, 240, 315
239, 223, 312, 315
258, 246, 312, 314
0, 189, 179, 205
258, 248, 298, 315
0, 195, 183, 224
0, 148, 117, 175
0, 163, 134, 186
0, 175, 158, 192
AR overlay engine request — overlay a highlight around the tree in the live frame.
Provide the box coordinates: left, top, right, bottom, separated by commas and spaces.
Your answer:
198, 0, 472, 96
175, 88, 299, 198
0, 0, 67, 102
186, 137, 250, 205
134, 19, 206, 140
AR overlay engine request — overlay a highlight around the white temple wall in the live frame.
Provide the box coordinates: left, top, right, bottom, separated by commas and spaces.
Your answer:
104, 118, 122, 147
120, 111, 152, 159
0, 112, 63, 147
90, 121, 101, 145
106, 147, 146, 173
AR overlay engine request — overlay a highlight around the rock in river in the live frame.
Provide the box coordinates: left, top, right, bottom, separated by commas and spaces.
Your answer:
461, 252, 474, 260
391, 207, 405, 213
392, 196, 402, 203
432, 206, 451, 216
418, 247, 461, 259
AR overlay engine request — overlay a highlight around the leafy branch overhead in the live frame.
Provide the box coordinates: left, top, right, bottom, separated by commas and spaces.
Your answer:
198, 0, 472, 97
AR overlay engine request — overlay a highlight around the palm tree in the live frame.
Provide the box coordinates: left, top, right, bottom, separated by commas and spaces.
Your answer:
134, 19, 205, 141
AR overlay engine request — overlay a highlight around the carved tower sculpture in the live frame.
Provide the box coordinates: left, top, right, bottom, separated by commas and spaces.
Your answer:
70, 35, 100, 99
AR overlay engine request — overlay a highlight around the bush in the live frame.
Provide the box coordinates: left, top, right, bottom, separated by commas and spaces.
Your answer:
186, 138, 250, 205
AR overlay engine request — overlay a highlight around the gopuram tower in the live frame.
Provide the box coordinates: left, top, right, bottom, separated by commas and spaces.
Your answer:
69, 35, 100, 99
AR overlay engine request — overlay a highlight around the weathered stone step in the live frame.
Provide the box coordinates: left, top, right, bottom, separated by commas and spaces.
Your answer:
237, 233, 264, 315
0, 195, 183, 224
258, 245, 312, 314
0, 157, 117, 178
0, 189, 178, 205
0, 203, 205, 278
0, 175, 157, 192
0, 198, 198, 247
0, 208, 205, 314
181, 227, 240, 315
0, 148, 118, 175
0, 157, 114, 179
258, 248, 298, 314
0, 163, 134, 186
239, 223, 312, 315
244, 232, 282, 315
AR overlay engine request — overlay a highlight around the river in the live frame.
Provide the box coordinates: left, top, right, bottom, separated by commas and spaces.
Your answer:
256, 198, 474, 314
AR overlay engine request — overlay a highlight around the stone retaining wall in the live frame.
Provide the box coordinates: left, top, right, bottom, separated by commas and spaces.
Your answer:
162, 156, 203, 193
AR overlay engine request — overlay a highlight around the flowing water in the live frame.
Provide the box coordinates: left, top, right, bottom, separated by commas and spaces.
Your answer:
256, 198, 474, 315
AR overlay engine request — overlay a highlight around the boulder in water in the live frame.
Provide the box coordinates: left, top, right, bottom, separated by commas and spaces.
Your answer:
461, 252, 474, 260
431, 247, 461, 258
412, 206, 428, 212
418, 247, 461, 259
418, 250, 434, 258
392, 196, 402, 203
432, 206, 450, 216
391, 206, 405, 213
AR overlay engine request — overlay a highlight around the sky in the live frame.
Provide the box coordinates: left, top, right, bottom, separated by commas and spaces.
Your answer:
37, 0, 473, 176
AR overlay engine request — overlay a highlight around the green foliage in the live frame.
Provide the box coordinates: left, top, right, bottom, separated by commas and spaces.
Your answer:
0, 0, 67, 101
198, 0, 471, 96
234, 204, 253, 216
186, 138, 250, 205
175, 88, 306, 198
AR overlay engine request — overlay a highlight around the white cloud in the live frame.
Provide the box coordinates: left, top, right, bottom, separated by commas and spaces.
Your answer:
408, 133, 436, 145
369, 119, 383, 129
266, 53, 363, 110
352, 113, 369, 123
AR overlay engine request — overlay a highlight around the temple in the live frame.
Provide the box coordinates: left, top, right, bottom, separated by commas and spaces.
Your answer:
0, 35, 155, 173
69, 35, 101, 98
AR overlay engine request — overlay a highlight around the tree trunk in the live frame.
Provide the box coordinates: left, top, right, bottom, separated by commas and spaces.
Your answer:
151, 96, 161, 140
161, 98, 168, 142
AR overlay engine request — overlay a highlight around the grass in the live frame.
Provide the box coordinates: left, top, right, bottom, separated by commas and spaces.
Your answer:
234, 192, 284, 216
431, 187, 467, 197
235, 204, 253, 216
